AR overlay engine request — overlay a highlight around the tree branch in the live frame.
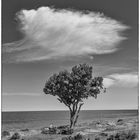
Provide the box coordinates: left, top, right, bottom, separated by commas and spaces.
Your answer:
74, 102, 84, 126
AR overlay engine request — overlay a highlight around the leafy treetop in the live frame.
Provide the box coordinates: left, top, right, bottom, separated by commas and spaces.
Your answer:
43, 63, 105, 108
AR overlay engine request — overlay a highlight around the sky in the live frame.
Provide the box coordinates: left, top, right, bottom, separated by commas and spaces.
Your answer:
2, 0, 138, 111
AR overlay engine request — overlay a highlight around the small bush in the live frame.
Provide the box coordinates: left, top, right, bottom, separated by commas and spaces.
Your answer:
61, 134, 86, 140
2, 130, 10, 137
62, 136, 74, 140
9, 132, 21, 140
106, 131, 137, 140
60, 128, 73, 135
41, 125, 73, 135
99, 132, 108, 137
126, 130, 137, 139
107, 135, 114, 140
74, 133, 86, 140
49, 127, 57, 134
57, 125, 73, 135
41, 127, 57, 134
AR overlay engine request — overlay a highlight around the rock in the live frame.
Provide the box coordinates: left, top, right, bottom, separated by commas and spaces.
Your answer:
41, 127, 51, 134
20, 128, 29, 132
9, 132, 21, 140
117, 119, 123, 122
116, 119, 124, 125
2, 130, 10, 137
95, 121, 102, 127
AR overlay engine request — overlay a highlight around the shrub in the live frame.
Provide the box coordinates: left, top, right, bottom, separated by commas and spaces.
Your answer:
41, 125, 73, 135
107, 135, 114, 140
9, 132, 21, 140
60, 128, 73, 135
61, 134, 86, 140
2, 130, 10, 137
41, 127, 57, 134
62, 136, 74, 140
57, 125, 73, 135
49, 127, 57, 134
106, 131, 137, 140
73, 133, 86, 140
99, 132, 108, 137
126, 130, 137, 139
57, 125, 69, 129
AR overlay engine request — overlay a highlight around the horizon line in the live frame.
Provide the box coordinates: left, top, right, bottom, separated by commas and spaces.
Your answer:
2, 109, 138, 113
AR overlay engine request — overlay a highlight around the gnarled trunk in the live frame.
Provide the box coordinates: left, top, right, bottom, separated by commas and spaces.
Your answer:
70, 111, 75, 129
69, 103, 83, 129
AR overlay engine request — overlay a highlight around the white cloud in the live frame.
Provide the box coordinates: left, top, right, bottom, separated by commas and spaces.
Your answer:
103, 78, 115, 88
104, 73, 138, 88
3, 7, 129, 62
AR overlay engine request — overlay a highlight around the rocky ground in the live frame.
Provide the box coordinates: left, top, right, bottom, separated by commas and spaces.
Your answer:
2, 116, 138, 140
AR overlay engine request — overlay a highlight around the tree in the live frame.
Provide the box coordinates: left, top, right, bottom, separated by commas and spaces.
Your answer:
43, 64, 105, 128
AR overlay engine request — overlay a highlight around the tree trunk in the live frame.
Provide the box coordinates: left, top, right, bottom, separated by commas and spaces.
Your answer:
70, 110, 76, 129
74, 103, 83, 126
69, 103, 83, 129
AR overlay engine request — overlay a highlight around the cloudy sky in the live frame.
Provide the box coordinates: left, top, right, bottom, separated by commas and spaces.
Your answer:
2, 0, 138, 111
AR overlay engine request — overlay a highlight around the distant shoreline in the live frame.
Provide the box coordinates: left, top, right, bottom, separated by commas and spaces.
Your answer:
2, 109, 138, 113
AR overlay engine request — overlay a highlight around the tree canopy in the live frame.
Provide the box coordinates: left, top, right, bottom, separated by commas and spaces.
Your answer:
43, 63, 105, 128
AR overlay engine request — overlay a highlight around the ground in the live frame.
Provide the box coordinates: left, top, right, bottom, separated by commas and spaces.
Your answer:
2, 116, 138, 140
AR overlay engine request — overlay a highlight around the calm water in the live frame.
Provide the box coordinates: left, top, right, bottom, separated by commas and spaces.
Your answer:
2, 110, 138, 130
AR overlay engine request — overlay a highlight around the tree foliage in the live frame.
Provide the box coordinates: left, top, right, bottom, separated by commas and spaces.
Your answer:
43, 63, 105, 128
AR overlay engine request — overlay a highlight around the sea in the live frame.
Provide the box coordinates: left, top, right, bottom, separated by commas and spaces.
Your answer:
2, 110, 138, 131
